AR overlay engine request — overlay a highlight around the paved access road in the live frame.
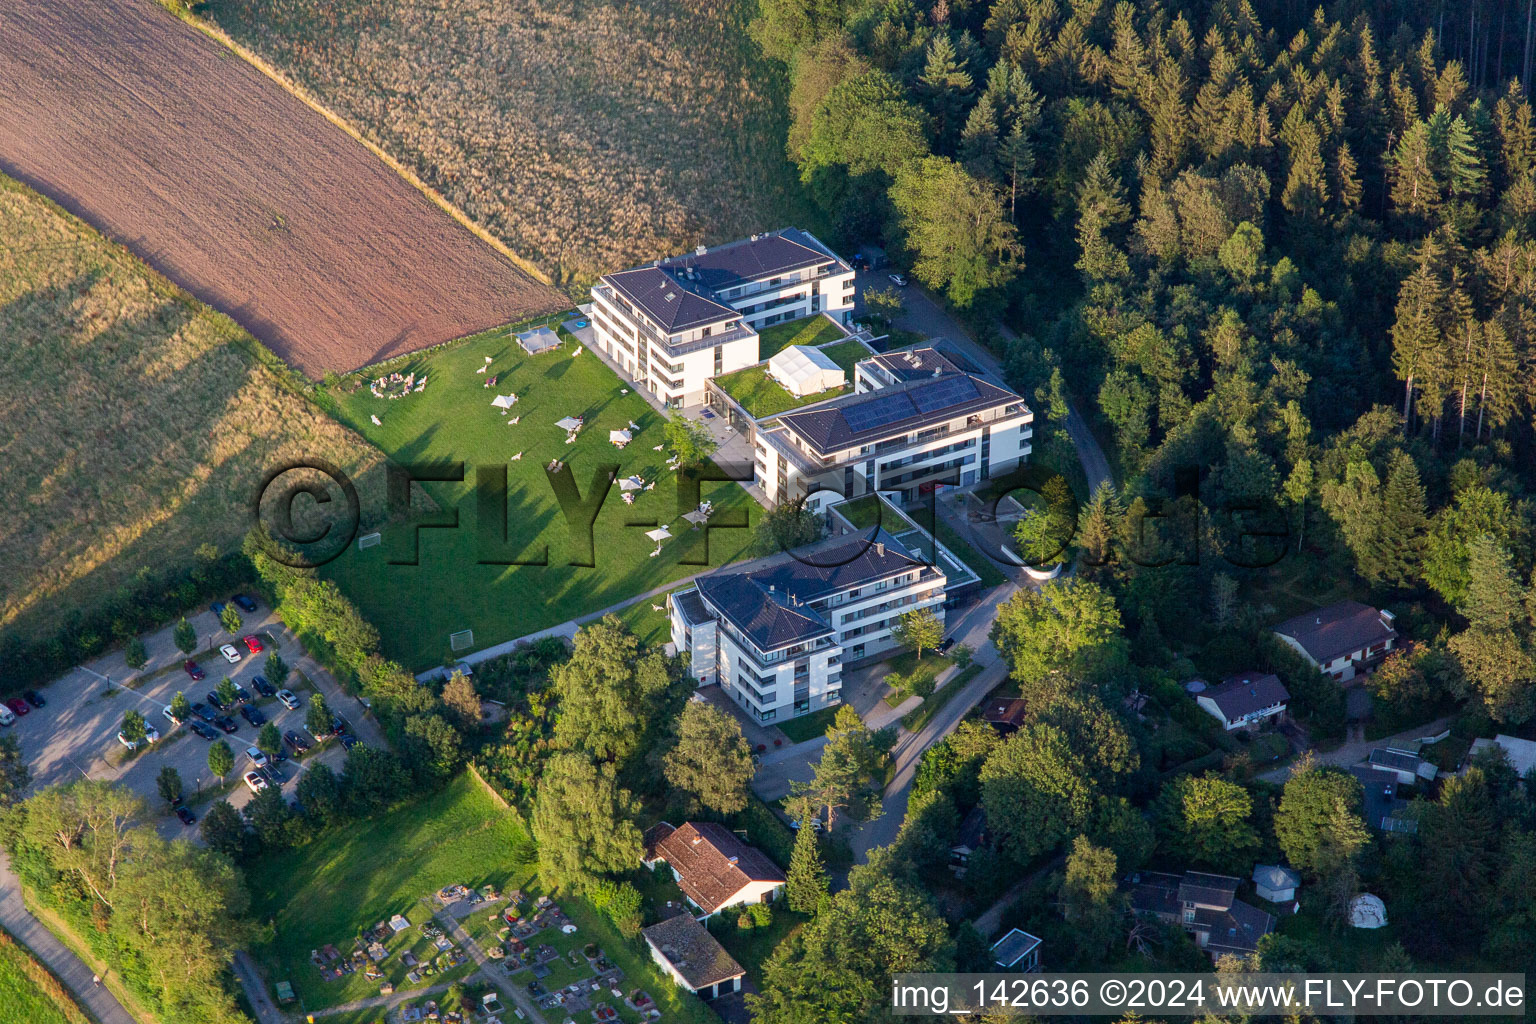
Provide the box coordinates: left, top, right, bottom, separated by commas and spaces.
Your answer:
0, 851, 137, 1024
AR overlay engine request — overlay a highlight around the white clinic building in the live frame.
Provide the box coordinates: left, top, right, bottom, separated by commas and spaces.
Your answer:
754, 347, 1034, 508
669, 530, 945, 723
589, 228, 856, 408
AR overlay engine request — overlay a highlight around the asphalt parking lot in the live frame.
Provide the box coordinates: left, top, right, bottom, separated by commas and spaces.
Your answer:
8, 598, 359, 837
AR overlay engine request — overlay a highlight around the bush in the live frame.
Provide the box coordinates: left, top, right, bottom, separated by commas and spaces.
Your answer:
747, 902, 773, 927
735, 906, 755, 930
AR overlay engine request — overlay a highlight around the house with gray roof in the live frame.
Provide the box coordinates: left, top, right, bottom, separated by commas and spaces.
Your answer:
1195, 672, 1290, 731
642, 913, 745, 999
753, 346, 1033, 508
1128, 870, 1275, 959
1367, 746, 1438, 785
1273, 601, 1397, 682
589, 228, 854, 409
991, 928, 1043, 971
1251, 864, 1300, 903
669, 530, 946, 723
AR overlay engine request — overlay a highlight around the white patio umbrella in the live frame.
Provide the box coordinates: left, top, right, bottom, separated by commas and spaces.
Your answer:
555, 416, 582, 431
491, 394, 517, 410
608, 428, 632, 445
644, 525, 672, 556
619, 476, 645, 492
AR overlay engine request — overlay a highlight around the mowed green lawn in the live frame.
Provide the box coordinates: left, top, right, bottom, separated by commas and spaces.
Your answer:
757, 315, 849, 357
0, 931, 90, 1024
318, 326, 757, 668
245, 774, 536, 1011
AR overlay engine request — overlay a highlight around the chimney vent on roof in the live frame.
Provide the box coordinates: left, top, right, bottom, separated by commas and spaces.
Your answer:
875, 542, 885, 557
690, 836, 703, 846
727, 855, 738, 865
696, 245, 707, 256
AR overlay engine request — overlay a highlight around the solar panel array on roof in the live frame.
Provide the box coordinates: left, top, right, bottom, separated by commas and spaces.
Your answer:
911, 376, 977, 413
841, 393, 916, 433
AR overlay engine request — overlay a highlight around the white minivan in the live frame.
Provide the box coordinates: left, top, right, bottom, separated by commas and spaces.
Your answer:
0, 706, 13, 727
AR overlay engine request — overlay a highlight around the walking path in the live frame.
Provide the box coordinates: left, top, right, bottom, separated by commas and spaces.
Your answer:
307, 978, 454, 1019
436, 910, 548, 1024
0, 852, 137, 1024
232, 950, 287, 1024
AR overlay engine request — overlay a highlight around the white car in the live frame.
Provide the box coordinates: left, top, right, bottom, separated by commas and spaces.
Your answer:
276, 689, 300, 710
117, 725, 161, 751
219, 644, 242, 664
888, 272, 908, 286
243, 771, 269, 794
246, 746, 269, 769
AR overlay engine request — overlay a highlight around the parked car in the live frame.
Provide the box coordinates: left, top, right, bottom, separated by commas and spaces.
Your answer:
191, 702, 216, 723
163, 705, 183, 726
240, 705, 266, 727
175, 806, 196, 825
233, 684, 251, 704
888, 272, 908, 286
211, 601, 226, 617
252, 675, 275, 698
206, 692, 228, 711
246, 746, 269, 769
218, 644, 242, 664
331, 715, 349, 736
283, 730, 311, 754
242, 771, 268, 794
117, 725, 160, 751
183, 660, 205, 681
5, 698, 29, 717
215, 715, 238, 734
232, 594, 258, 613
242, 634, 264, 654
936, 636, 956, 654
276, 689, 300, 710
0, 707, 15, 727
338, 734, 358, 750
22, 691, 44, 708
189, 721, 218, 740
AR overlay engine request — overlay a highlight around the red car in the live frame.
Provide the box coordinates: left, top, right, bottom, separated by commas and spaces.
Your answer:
183, 660, 206, 681
242, 634, 264, 654
4, 698, 28, 717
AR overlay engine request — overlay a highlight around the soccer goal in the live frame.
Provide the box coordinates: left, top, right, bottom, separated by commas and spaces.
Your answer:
449, 629, 475, 652
357, 531, 382, 550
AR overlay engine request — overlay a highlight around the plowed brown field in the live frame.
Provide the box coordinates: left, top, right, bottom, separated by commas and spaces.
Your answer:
0, 0, 565, 377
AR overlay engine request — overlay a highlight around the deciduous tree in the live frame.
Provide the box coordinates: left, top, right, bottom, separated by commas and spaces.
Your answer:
531, 752, 642, 891
662, 700, 754, 815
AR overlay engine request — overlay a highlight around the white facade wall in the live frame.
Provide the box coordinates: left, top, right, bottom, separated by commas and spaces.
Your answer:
1195, 696, 1287, 731
1273, 634, 1396, 682
672, 568, 945, 722
754, 405, 1034, 507
589, 284, 757, 408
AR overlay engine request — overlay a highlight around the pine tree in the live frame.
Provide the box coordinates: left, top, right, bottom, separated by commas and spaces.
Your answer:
919, 33, 974, 148
1374, 451, 1429, 586
1392, 121, 1442, 220
1445, 113, 1489, 199
785, 820, 830, 914
1461, 535, 1527, 629
1391, 235, 1448, 428
1075, 152, 1131, 283
997, 116, 1035, 221
959, 93, 1000, 180
1475, 318, 1519, 438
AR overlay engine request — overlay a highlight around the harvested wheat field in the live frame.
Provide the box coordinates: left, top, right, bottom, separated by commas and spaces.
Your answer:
0, 0, 564, 377
205, 0, 811, 287
0, 172, 390, 646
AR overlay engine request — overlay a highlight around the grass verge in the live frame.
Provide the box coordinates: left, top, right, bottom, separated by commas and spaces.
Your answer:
0, 928, 93, 1024
775, 704, 841, 744
901, 663, 984, 732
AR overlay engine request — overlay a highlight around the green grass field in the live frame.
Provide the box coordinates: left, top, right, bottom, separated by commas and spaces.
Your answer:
246, 773, 718, 1024
316, 327, 757, 669
757, 316, 851, 358
714, 336, 870, 420
245, 774, 535, 1011
0, 929, 91, 1024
